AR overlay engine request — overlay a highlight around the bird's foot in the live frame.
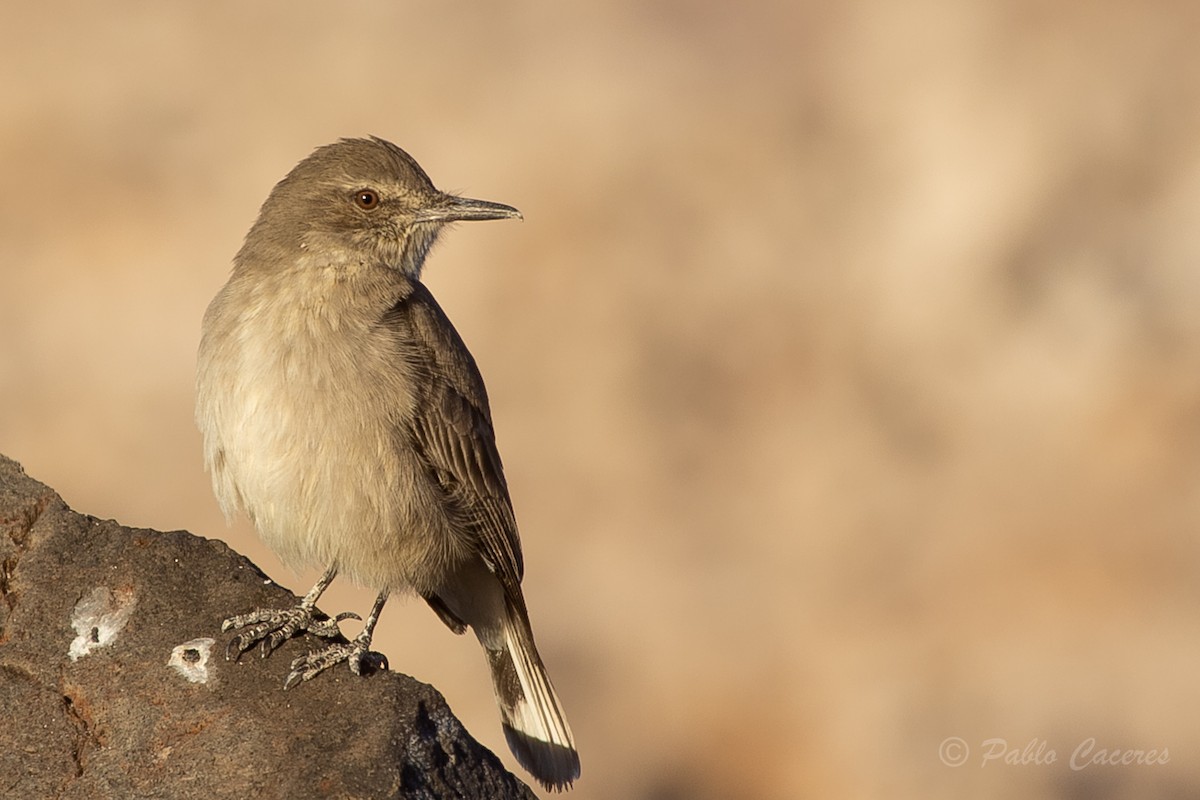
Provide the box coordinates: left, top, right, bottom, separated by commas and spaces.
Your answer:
284, 631, 389, 690
222, 605, 361, 661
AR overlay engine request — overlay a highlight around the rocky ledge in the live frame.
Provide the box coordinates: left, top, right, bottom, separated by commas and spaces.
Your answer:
0, 454, 534, 799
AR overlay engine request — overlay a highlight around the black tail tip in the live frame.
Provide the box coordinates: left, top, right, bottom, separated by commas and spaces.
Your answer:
503, 723, 581, 792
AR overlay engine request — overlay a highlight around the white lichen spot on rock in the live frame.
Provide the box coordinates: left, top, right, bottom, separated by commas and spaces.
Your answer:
168, 637, 217, 683
68, 586, 137, 660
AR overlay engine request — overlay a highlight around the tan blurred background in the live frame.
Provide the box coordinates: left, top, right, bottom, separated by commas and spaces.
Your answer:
4, 2, 1200, 798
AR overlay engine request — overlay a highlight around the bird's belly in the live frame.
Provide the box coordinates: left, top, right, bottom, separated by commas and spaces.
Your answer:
205, 315, 463, 594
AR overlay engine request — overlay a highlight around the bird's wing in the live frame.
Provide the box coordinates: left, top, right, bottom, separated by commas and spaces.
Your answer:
384, 282, 525, 593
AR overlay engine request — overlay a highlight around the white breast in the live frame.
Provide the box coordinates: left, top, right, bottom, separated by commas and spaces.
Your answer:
196, 266, 456, 592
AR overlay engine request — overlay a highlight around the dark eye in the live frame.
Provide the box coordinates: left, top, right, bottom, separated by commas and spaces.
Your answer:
354, 189, 380, 210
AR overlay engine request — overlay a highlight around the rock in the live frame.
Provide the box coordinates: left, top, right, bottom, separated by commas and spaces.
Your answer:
0, 454, 536, 799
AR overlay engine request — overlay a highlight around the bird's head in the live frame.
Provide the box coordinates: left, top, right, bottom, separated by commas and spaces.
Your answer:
236, 136, 520, 280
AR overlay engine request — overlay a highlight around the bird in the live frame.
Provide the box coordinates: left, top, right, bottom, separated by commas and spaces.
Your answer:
195, 136, 580, 790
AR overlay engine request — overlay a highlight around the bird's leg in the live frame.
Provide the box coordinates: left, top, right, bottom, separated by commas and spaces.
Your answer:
285, 588, 391, 689
222, 564, 360, 661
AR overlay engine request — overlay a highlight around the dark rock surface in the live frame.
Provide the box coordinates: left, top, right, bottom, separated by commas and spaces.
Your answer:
0, 454, 536, 800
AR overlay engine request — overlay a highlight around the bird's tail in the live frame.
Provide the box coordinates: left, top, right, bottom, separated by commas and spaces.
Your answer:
484, 598, 580, 791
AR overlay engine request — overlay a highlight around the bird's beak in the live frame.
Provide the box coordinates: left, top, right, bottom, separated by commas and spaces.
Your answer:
415, 194, 523, 224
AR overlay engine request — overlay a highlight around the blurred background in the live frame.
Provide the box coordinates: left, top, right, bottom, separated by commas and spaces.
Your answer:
3, 2, 1200, 798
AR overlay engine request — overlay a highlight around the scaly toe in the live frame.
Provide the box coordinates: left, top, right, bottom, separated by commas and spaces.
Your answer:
285, 643, 356, 689
221, 604, 348, 662
283, 637, 383, 688
308, 611, 361, 639
350, 647, 388, 676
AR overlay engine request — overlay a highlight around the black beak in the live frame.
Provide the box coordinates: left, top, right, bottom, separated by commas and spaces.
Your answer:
415, 194, 522, 224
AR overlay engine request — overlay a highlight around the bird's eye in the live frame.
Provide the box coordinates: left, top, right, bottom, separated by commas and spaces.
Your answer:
354, 189, 380, 210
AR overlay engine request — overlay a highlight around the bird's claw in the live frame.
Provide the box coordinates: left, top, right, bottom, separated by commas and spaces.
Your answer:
221, 605, 351, 661
283, 634, 387, 690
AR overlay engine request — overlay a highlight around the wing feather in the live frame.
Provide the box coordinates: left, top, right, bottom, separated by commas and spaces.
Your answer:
383, 283, 525, 593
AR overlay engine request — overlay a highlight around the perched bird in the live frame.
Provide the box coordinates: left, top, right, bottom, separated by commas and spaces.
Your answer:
195, 137, 580, 790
